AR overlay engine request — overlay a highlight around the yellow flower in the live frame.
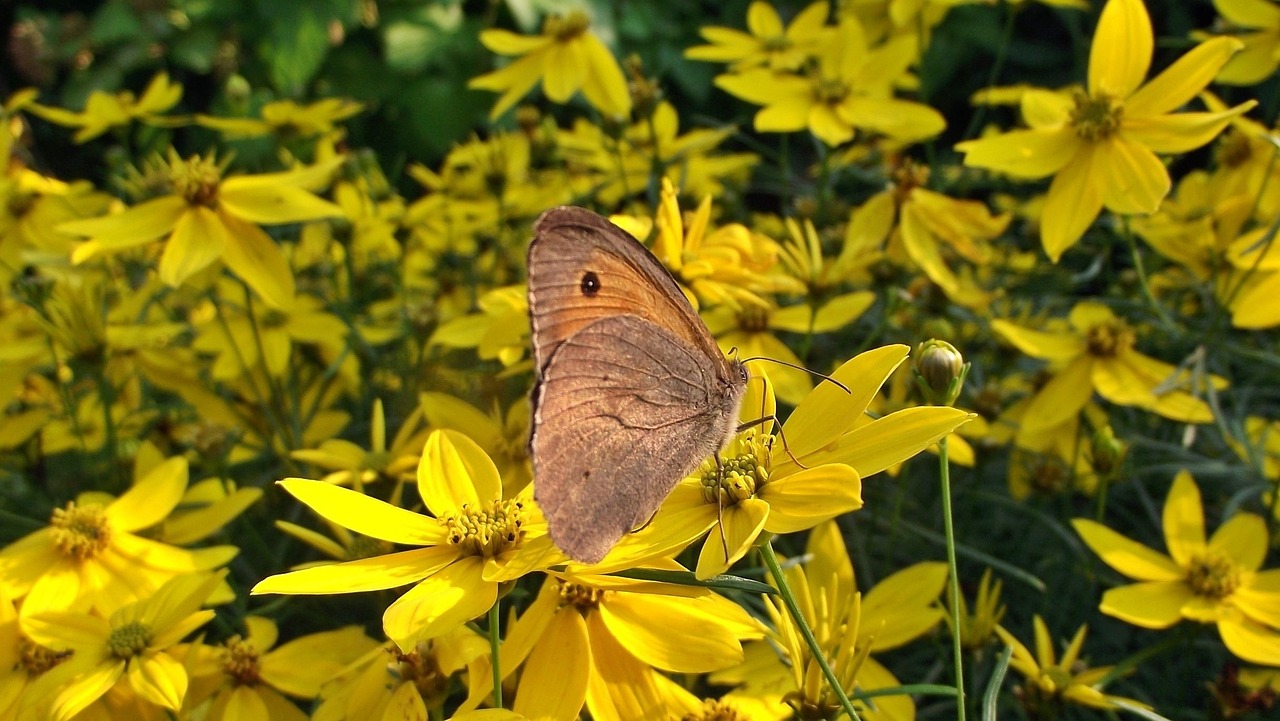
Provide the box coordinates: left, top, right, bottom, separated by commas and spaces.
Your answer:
464, 571, 763, 721
27, 72, 183, 143
992, 301, 1227, 437
1225, 221, 1280, 329
1130, 169, 1251, 283
191, 290, 350, 380
594, 345, 971, 580
1073, 470, 1280, 665
196, 98, 364, 138
20, 572, 224, 721
61, 151, 344, 309
178, 616, 377, 721
956, 0, 1254, 260
311, 628, 492, 721
0, 589, 73, 719
420, 391, 531, 496
469, 11, 632, 119
997, 616, 1148, 715
429, 285, 531, 368
0, 451, 237, 621
685, 1, 832, 71
716, 18, 945, 146
1207, 0, 1280, 85
252, 430, 560, 648
290, 398, 425, 489
946, 567, 1007, 653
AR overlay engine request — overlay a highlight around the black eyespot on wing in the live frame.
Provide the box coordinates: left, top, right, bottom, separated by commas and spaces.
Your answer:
580, 271, 601, 296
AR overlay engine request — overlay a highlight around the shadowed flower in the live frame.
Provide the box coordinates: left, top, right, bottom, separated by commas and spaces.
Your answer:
685, 1, 832, 71
28, 73, 183, 143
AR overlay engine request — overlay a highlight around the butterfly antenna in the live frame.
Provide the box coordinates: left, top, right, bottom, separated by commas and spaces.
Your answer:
736, 415, 809, 470
740, 356, 851, 394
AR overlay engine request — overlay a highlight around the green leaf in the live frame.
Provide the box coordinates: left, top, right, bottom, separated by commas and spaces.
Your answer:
609, 567, 777, 595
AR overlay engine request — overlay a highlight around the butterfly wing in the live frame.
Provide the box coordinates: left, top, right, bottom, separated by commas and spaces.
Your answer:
531, 314, 742, 564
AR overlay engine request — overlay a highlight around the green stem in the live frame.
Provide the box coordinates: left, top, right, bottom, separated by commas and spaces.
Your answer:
938, 438, 967, 721
758, 541, 862, 721
1121, 216, 1175, 329
488, 598, 503, 709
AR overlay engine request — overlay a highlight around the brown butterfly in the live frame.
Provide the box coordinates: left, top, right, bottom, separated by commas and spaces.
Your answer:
527, 206, 748, 564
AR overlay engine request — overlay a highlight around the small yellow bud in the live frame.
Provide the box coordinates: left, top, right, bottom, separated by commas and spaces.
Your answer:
915, 339, 967, 406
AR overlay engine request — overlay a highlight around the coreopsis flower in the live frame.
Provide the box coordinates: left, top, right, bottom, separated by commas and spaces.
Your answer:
1073, 470, 1280, 665
191, 289, 350, 380
297, 175, 405, 278
0, 449, 237, 620
701, 295, 874, 405
311, 628, 492, 721
1229, 416, 1280, 481
771, 210, 886, 298
956, 0, 1254, 260
429, 286, 530, 368
715, 17, 945, 146
27, 72, 183, 143
945, 567, 1007, 653
992, 301, 1227, 438
658, 672, 789, 720
469, 11, 631, 119
1130, 169, 1251, 285
420, 391, 531, 495
557, 101, 757, 206
19, 572, 224, 721
596, 345, 971, 580
252, 429, 560, 648
463, 571, 763, 720
61, 151, 344, 309
997, 616, 1148, 716
0, 590, 72, 719
1206, 0, 1280, 85
290, 399, 425, 489
633, 177, 790, 310
196, 98, 365, 138
0, 166, 109, 273
685, 1, 832, 71
177, 616, 377, 721
1226, 222, 1280, 329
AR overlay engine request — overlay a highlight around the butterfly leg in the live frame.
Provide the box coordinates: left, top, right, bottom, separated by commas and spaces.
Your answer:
715, 451, 730, 562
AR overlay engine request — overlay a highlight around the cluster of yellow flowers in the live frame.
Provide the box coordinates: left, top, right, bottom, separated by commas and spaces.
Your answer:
1, 0, 1280, 719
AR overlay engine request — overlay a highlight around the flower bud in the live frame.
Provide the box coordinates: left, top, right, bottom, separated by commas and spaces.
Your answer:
1091, 424, 1128, 478
915, 339, 967, 406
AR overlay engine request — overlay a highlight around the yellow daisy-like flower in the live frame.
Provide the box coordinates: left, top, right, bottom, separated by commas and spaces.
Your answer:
251, 429, 560, 648
997, 616, 1148, 715
195, 98, 364, 138
178, 616, 377, 721
290, 398, 425, 489
1207, 0, 1280, 85
1073, 470, 1280, 665
27, 72, 183, 143
992, 301, 1227, 438
946, 567, 1007, 653
0, 452, 237, 621
594, 345, 971, 580
469, 11, 632, 119
61, 151, 344, 309
685, 1, 832, 71
0, 589, 72, 718
956, 0, 1254, 260
716, 17, 944, 146
20, 572, 224, 721
465, 570, 763, 721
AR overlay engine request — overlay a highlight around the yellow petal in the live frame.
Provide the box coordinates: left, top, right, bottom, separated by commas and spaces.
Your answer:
128, 652, 188, 710
61, 195, 187, 247
584, 611, 664, 721
1125, 37, 1244, 116
747, 0, 784, 37
759, 464, 862, 534
599, 593, 746, 673
1041, 145, 1103, 261
755, 99, 811, 133
716, 70, 810, 107
1207, 512, 1269, 572
990, 320, 1087, 361
1021, 88, 1073, 129
382, 556, 496, 648
1234, 570, 1280, 628
1071, 518, 1182, 581
1122, 104, 1257, 154
219, 183, 342, 225
513, 608, 590, 720
51, 661, 125, 721
861, 561, 948, 651
478, 28, 550, 55
838, 96, 946, 141
807, 103, 852, 146
219, 685, 270, 721
784, 344, 909, 458
1094, 136, 1170, 214
250, 546, 456, 595
1162, 470, 1207, 567
107, 457, 188, 531
217, 213, 296, 310
260, 625, 374, 697
579, 34, 632, 117
1019, 356, 1094, 434
159, 206, 226, 287
792, 406, 971, 479
1217, 614, 1280, 665
1099, 580, 1192, 628
1088, 0, 1152, 99
955, 127, 1079, 179
1092, 356, 1159, 407
695, 498, 769, 580
418, 429, 502, 517
542, 41, 584, 103
470, 52, 545, 120
1217, 0, 1280, 27
275, 479, 446, 545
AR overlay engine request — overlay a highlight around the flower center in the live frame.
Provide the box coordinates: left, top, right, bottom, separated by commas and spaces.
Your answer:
558, 580, 606, 611
682, 699, 749, 721
1069, 92, 1122, 141
699, 436, 770, 507
1186, 552, 1241, 599
50, 501, 111, 560
544, 11, 589, 41
169, 152, 223, 207
19, 636, 73, 676
814, 78, 849, 104
1084, 320, 1134, 358
107, 621, 153, 660
220, 635, 262, 686
443, 499, 525, 558
1215, 130, 1252, 169
735, 304, 771, 333
392, 644, 449, 707
762, 35, 791, 52
1023, 453, 1071, 496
